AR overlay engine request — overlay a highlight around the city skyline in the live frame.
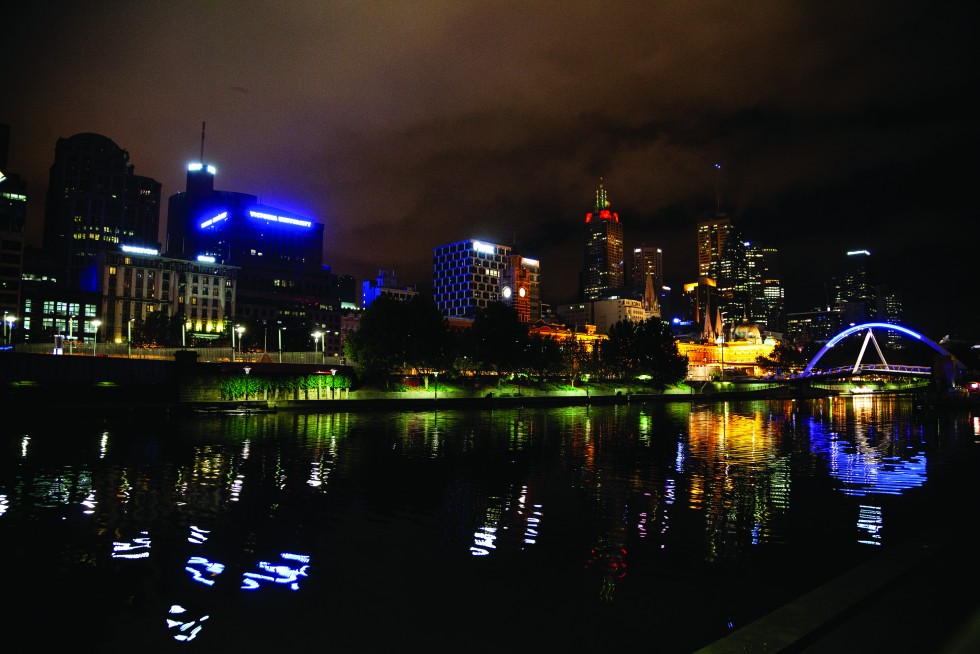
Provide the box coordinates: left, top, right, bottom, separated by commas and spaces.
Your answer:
2, 2, 977, 338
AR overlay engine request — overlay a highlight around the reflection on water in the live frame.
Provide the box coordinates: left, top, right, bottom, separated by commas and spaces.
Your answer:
0, 398, 977, 651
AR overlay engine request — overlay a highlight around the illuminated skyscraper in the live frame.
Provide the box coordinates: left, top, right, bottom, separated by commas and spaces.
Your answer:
746, 243, 784, 333
0, 123, 26, 327
832, 249, 875, 324
696, 214, 732, 280
631, 245, 663, 290
43, 133, 161, 286
581, 181, 623, 300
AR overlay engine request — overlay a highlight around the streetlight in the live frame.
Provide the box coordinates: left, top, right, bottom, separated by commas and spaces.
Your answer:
236, 325, 245, 359
3, 313, 16, 346
92, 319, 102, 356
278, 323, 285, 364
434, 371, 439, 402
716, 333, 725, 383
69, 315, 75, 355
330, 368, 337, 399
312, 330, 322, 364
127, 318, 134, 358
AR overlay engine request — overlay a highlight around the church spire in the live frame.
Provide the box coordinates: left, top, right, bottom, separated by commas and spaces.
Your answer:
643, 270, 660, 318
702, 294, 715, 342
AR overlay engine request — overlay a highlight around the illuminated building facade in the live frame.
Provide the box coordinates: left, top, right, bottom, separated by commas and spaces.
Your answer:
556, 297, 646, 335
677, 330, 776, 380
165, 157, 352, 349
433, 239, 510, 319
831, 249, 876, 325
631, 245, 663, 290
18, 244, 100, 345
529, 321, 606, 355
499, 253, 541, 322
166, 161, 323, 269
97, 245, 238, 343
746, 243, 784, 333
785, 307, 843, 345
696, 214, 732, 280
43, 133, 161, 287
581, 181, 623, 300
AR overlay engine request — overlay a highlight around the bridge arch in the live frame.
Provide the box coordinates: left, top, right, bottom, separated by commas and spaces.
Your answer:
801, 322, 954, 376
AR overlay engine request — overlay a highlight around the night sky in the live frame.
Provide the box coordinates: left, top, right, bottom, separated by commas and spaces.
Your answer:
2, 1, 977, 339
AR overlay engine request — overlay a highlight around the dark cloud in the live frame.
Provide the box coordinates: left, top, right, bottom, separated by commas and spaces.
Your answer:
2, 0, 977, 337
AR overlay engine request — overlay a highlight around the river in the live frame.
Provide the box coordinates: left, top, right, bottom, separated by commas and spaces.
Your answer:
1, 395, 977, 652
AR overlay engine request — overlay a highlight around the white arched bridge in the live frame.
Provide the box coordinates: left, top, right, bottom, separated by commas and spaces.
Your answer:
795, 322, 965, 380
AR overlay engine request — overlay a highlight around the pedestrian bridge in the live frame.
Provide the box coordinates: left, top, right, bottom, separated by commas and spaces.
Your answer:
796, 322, 964, 380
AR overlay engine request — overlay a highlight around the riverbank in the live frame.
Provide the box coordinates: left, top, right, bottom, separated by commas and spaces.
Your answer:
3, 350, 971, 413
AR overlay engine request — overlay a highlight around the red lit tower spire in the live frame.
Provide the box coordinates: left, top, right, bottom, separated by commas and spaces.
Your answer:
581, 179, 624, 300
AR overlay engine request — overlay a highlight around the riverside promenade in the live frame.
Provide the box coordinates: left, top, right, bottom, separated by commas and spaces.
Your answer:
1, 349, 968, 412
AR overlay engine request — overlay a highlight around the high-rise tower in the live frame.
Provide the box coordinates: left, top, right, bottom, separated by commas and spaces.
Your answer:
696, 214, 732, 281
43, 133, 161, 287
0, 123, 27, 331
581, 181, 623, 300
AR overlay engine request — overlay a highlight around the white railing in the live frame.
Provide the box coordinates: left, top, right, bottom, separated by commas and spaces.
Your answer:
8, 342, 347, 366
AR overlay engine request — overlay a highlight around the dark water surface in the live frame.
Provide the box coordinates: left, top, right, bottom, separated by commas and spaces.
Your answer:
1, 396, 977, 652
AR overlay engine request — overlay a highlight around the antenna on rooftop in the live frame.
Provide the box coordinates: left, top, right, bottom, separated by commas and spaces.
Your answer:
200, 121, 206, 162
714, 163, 722, 212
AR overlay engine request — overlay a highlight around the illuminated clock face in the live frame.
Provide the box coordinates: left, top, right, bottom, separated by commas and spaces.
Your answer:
502, 286, 512, 299
518, 287, 526, 298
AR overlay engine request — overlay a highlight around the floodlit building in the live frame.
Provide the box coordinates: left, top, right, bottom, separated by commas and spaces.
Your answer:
557, 297, 646, 335
581, 181, 624, 300
499, 252, 541, 322
97, 245, 238, 344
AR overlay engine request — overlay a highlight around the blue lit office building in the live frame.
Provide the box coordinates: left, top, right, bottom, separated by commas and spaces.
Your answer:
433, 239, 511, 319
166, 160, 353, 354
166, 162, 323, 268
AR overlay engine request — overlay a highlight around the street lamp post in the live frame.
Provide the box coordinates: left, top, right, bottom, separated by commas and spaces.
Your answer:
92, 319, 102, 356
69, 315, 74, 355
3, 314, 16, 346
312, 331, 322, 365
434, 371, 439, 402
278, 324, 285, 364
236, 325, 245, 360
330, 368, 337, 399
127, 318, 134, 358
716, 333, 725, 383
